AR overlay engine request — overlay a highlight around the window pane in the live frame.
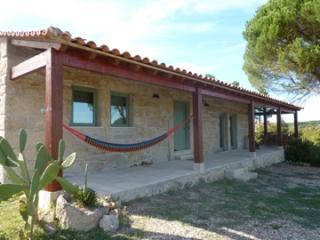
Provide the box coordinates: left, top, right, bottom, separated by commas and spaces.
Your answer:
111, 94, 129, 126
219, 114, 225, 149
73, 90, 94, 124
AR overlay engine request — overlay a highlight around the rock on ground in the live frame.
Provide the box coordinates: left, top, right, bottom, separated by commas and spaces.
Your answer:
56, 194, 105, 232
99, 213, 119, 232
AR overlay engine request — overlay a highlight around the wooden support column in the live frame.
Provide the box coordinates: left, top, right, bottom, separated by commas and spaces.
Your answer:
263, 107, 268, 137
294, 111, 299, 138
193, 86, 204, 171
45, 49, 63, 192
277, 107, 283, 147
248, 101, 256, 156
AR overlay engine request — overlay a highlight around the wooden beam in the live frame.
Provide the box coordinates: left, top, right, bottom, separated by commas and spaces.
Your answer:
150, 69, 158, 76
294, 111, 298, 138
263, 107, 268, 136
61, 51, 195, 92
111, 58, 121, 66
11, 39, 62, 50
130, 64, 141, 72
248, 101, 256, 153
45, 49, 63, 192
254, 103, 297, 113
277, 107, 283, 147
201, 88, 250, 103
89, 52, 97, 60
193, 86, 204, 164
11, 51, 47, 80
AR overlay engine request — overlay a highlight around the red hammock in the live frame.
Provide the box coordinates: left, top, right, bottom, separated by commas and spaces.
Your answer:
63, 116, 191, 152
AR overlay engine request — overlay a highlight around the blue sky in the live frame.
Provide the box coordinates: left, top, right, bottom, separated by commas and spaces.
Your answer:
1, 0, 319, 121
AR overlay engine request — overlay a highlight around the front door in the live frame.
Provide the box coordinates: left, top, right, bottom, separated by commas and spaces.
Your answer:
174, 101, 190, 151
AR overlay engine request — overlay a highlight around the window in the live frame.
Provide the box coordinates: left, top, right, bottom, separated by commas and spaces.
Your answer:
71, 87, 97, 126
229, 114, 238, 149
111, 92, 130, 127
219, 113, 227, 151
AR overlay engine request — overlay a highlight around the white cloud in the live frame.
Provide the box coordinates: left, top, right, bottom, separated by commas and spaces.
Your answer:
0, 0, 265, 56
2, 0, 317, 122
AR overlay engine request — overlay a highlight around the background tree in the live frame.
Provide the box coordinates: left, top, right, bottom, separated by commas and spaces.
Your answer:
243, 0, 320, 100
231, 81, 240, 87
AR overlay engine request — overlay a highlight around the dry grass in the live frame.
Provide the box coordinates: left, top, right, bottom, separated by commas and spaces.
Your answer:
121, 163, 320, 240
1, 163, 320, 240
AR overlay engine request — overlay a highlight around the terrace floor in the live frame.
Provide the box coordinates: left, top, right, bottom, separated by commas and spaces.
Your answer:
65, 146, 284, 202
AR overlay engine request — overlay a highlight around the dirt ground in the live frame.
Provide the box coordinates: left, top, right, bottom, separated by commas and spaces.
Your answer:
120, 163, 320, 240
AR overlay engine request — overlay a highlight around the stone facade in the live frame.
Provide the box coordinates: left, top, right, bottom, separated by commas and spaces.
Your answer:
0, 38, 7, 183
0, 40, 249, 182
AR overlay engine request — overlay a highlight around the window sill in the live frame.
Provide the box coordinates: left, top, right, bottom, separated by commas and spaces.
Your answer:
110, 126, 136, 129
69, 126, 104, 129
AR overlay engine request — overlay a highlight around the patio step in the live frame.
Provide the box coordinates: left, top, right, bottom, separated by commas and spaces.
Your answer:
225, 168, 258, 182
175, 153, 194, 161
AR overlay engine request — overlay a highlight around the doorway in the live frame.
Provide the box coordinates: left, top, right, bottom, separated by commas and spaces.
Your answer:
174, 101, 190, 151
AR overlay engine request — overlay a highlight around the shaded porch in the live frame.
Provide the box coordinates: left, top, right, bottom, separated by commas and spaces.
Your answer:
5, 28, 301, 192
65, 146, 284, 202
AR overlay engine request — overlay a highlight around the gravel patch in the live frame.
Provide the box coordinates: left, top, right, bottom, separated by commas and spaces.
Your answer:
119, 163, 320, 240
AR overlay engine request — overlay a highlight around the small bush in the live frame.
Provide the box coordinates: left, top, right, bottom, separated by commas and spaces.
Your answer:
285, 138, 320, 166
77, 187, 97, 207
310, 145, 320, 167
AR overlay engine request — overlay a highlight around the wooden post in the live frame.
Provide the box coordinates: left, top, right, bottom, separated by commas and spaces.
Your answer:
294, 111, 298, 138
277, 107, 283, 147
45, 49, 63, 192
193, 86, 204, 171
248, 101, 256, 154
263, 107, 268, 137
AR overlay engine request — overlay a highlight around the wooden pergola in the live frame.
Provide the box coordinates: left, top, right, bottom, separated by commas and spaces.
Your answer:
5, 30, 301, 191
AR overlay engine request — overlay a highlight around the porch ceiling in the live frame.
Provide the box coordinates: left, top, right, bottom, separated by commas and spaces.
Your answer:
1, 26, 301, 111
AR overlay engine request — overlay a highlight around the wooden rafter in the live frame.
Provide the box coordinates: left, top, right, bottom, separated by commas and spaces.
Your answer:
11, 50, 48, 80
61, 51, 196, 92
201, 88, 251, 104
11, 39, 62, 50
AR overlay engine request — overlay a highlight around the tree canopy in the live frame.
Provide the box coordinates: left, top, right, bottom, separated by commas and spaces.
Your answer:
243, 0, 320, 99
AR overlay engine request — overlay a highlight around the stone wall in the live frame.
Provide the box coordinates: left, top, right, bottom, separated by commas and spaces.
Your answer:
202, 96, 248, 159
0, 42, 250, 179
0, 38, 7, 183
62, 68, 193, 172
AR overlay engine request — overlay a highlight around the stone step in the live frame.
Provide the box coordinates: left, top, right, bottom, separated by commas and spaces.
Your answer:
175, 153, 194, 161
225, 168, 258, 182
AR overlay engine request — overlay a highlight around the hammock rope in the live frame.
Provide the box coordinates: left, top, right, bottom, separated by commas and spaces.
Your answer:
63, 116, 192, 152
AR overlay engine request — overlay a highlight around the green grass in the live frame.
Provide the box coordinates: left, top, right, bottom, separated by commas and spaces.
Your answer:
127, 163, 320, 231
0, 199, 139, 240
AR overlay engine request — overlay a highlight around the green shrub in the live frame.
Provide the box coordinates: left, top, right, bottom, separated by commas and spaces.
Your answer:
57, 163, 97, 207
301, 126, 320, 145
255, 120, 291, 145
76, 163, 97, 207
310, 144, 320, 167
77, 187, 97, 207
285, 138, 320, 166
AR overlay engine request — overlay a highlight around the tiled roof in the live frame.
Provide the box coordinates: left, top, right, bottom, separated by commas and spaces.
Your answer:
0, 26, 301, 110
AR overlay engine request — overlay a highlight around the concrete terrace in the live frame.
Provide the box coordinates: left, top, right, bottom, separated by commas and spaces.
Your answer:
65, 147, 284, 202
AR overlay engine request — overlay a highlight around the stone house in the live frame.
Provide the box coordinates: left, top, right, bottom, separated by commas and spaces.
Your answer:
0, 27, 300, 186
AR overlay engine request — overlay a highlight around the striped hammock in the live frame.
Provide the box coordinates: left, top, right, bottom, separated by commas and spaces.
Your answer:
63, 116, 191, 152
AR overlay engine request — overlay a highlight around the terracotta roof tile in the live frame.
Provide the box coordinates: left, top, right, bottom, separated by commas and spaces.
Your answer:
0, 26, 301, 110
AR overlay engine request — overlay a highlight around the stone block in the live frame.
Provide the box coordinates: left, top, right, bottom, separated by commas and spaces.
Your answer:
56, 194, 105, 232
99, 213, 119, 232
225, 168, 258, 182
